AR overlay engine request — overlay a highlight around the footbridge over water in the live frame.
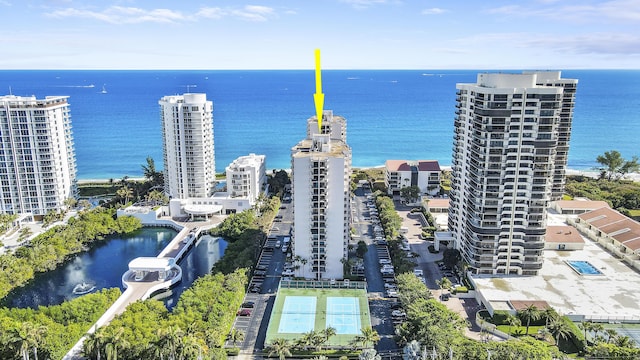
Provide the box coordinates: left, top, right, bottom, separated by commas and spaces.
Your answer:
63, 219, 220, 359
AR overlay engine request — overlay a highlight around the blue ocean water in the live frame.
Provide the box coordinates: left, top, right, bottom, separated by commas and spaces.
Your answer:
0, 70, 638, 179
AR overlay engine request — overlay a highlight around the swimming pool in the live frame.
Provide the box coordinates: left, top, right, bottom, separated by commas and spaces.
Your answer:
566, 260, 603, 275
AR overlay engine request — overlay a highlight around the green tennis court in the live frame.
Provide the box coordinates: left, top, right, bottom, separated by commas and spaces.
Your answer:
265, 287, 371, 347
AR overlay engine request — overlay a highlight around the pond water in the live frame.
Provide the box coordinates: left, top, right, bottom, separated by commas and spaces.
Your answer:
3, 227, 227, 310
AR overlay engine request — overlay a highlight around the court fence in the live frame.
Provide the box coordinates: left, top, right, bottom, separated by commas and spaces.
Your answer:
279, 279, 367, 290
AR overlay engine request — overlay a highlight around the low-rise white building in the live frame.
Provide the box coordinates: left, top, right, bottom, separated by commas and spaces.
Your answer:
225, 153, 266, 204
385, 160, 440, 197
168, 154, 266, 218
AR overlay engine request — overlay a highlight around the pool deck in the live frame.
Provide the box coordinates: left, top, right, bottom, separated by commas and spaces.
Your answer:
472, 226, 640, 322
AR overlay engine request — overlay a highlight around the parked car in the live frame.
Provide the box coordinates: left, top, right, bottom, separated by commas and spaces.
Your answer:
391, 310, 406, 318
275, 240, 281, 248
237, 309, 252, 316
390, 302, 403, 310
282, 269, 295, 276
386, 290, 399, 298
241, 301, 255, 308
249, 284, 262, 293
254, 270, 266, 277
256, 264, 268, 271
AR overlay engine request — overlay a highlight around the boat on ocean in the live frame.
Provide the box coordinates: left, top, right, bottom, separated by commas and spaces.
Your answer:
100, 85, 107, 94
72, 282, 96, 295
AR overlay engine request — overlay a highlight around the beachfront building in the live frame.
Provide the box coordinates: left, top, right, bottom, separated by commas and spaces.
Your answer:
0, 95, 77, 217
159, 93, 215, 199
525, 72, 578, 201
291, 111, 352, 280
385, 160, 441, 197
448, 72, 577, 275
226, 153, 266, 204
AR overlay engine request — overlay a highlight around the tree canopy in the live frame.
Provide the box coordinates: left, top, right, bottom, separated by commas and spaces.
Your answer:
596, 150, 640, 180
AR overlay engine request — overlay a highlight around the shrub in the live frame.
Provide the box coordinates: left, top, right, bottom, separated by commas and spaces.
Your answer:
455, 286, 468, 293
491, 310, 511, 325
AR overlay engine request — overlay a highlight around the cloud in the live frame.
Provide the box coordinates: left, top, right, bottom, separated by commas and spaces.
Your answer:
527, 33, 640, 55
0, 0, 11, 6
340, 0, 389, 9
47, 6, 187, 24
231, 5, 275, 22
422, 7, 446, 15
47, 4, 278, 24
486, 0, 640, 23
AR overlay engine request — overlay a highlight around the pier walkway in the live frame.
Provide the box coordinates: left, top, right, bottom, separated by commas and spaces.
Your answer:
63, 216, 223, 360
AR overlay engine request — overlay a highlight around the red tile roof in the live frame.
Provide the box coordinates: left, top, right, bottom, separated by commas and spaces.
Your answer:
578, 207, 640, 252
546, 226, 584, 243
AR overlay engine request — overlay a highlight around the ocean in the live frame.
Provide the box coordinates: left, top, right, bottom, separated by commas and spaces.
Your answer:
0, 70, 638, 180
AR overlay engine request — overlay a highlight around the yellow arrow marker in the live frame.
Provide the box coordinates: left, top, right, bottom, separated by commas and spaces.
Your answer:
313, 49, 324, 133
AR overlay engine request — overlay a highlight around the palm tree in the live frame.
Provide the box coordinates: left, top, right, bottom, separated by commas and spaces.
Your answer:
300, 257, 308, 278
157, 326, 184, 360
505, 314, 521, 336
227, 328, 245, 347
141, 156, 163, 186
547, 318, 571, 346
605, 328, 618, 344
104, 327, 129, 360
116, 186, 133, 205
84, 327, 109, 360
179, 333, 204, 360
541, 306, 557, 327
352, 327, 380, 349
578, 321, 593, 344
322, 327, 337, 346
25, 323, 46, 360
518, 304, 541, 335
436, 277, 452, 301
266, 338, 292, 360
591, 323, 605, 343
615, 335, 634, 348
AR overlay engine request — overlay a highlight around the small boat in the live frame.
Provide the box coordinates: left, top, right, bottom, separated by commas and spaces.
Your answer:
100, 85, 107, 94
73, 282, 96, 295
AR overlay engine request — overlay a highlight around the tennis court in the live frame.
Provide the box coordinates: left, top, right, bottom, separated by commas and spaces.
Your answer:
326, 296, 361, 334
265, 286, 371, 347
278, 296, 317, 333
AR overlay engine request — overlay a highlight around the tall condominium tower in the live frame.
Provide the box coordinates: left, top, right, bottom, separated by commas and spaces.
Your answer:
291, 111, 352, 280
449, 72, 577, 276
159, 93, 215, 199
0, 95, 77, 216
525, 72, 578, 200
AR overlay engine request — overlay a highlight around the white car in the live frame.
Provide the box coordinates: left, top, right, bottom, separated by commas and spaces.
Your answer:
379, 259, 392, 265
413, 269, 424, 277
391, 310, 406, 317
282, 269, 295, 276
386, 290, 399, 298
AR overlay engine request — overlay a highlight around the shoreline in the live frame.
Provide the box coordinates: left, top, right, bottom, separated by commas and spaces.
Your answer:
78, 167, 636, 184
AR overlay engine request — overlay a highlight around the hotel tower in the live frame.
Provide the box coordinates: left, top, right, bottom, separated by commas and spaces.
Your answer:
291, 111, 352, 280
159, 93, 215, 199
0, 95, 77, 217
448, 72, 577, 275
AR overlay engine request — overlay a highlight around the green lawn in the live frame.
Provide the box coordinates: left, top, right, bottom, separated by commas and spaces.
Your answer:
497, 324, 545, 337
265, 287, 371, 347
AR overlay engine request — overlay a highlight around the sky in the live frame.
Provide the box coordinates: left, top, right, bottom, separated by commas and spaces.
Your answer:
0, 0, 638, 69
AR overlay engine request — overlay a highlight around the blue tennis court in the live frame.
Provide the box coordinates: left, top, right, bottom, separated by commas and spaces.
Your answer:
326, 297, 361, 334
278, 296, 317, 333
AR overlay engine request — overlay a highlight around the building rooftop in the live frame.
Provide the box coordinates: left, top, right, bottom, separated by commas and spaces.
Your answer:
385, 160, 440, 172
546, 225, 584, 244
578, 207, 640, 251
555, 200, 610, 210
471, 234, 640, 321
426, 198, 449, 209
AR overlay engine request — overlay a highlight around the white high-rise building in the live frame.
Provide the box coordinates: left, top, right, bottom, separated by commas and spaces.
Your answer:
291, 112, 351, 280
225, 153, 266, 205
0, 95, 77, 216
159, 93, 215, 199
449, 72, 577, 276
